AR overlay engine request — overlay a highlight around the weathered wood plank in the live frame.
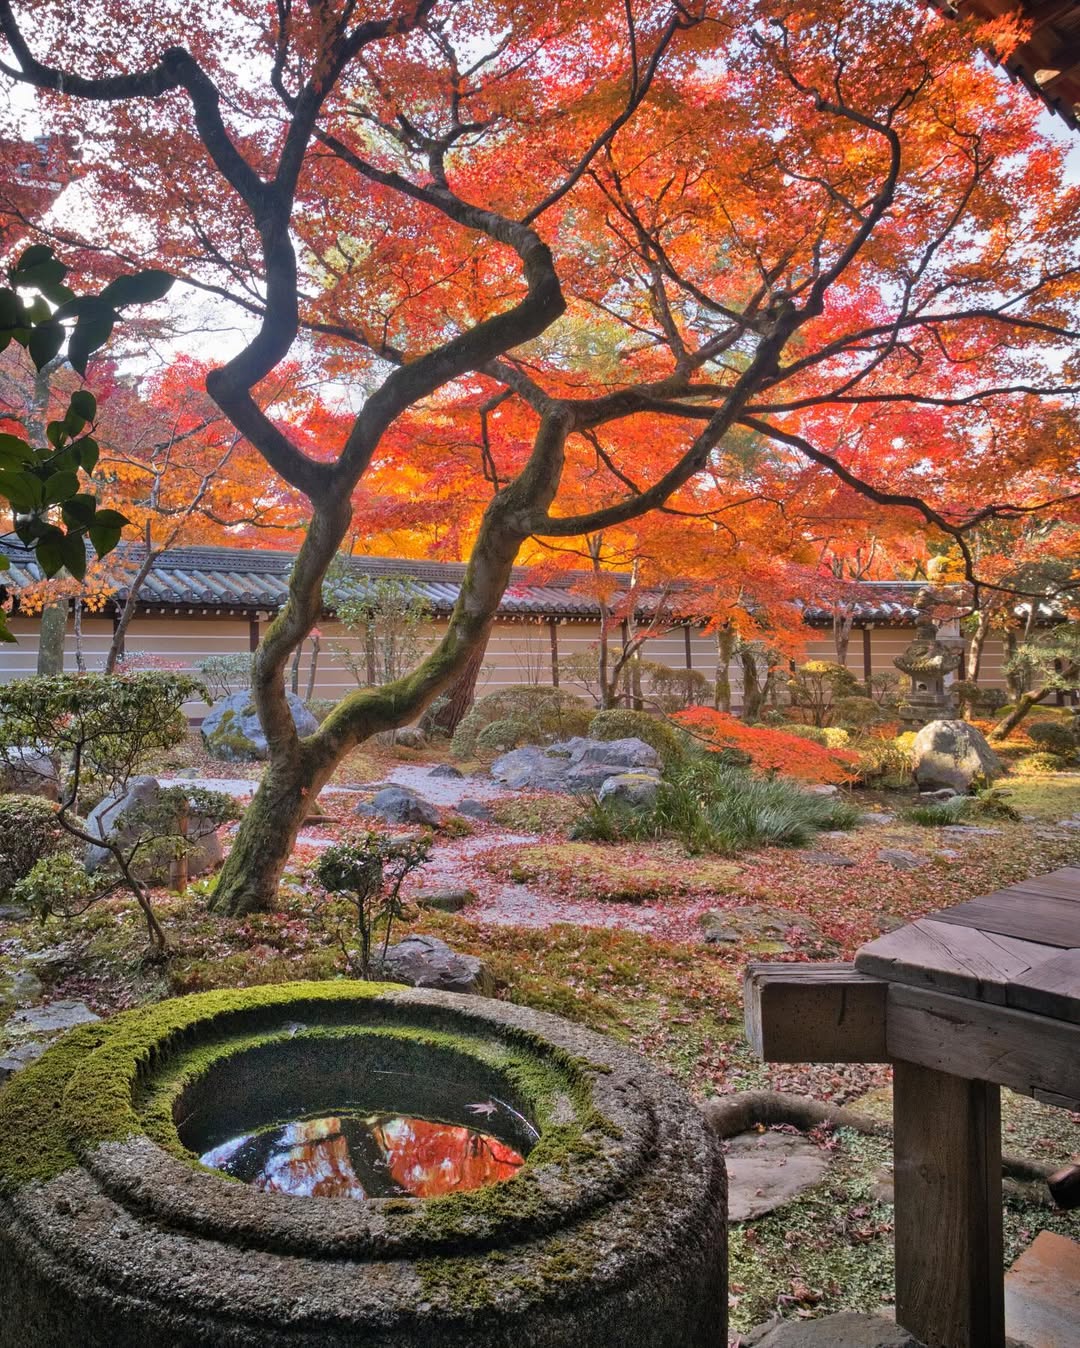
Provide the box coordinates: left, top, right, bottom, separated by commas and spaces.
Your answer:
885, 983, 1080, 1101
1006, 947, 1080, 1023
744, 962, 888, 1063
930, 892, 1080, 949
1004, 867, 1080, 900
893, 1061, 1004, 1348
854, 919, 1048, 1004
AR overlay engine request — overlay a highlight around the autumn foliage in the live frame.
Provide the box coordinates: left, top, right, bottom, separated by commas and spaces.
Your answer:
674, 707, 859, 784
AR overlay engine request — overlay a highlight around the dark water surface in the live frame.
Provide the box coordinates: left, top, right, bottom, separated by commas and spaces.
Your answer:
197, 1074, 537, 1199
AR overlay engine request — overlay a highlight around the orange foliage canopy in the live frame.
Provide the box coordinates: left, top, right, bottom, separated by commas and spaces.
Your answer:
673, 707, 859, 783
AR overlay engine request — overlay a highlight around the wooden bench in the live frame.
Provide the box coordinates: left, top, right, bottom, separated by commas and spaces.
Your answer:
744, 866, 1080, 1348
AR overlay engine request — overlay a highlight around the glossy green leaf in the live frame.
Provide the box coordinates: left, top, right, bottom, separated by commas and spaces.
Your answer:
100, 269, 174, 308
42, 470, 81, 506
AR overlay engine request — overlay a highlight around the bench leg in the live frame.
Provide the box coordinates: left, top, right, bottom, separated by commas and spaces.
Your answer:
892, 1060, 1004, 1348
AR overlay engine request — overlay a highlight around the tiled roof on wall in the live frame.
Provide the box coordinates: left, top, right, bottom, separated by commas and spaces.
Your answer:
0, 537, 928, 625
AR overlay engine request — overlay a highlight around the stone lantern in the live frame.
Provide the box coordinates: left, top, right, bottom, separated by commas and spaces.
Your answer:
894, 595, 962, 727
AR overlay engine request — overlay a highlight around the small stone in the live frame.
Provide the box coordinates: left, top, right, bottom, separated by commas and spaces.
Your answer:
876, 848, 927, 871
10, 970, 43, 1003
416, 888, 475, 913
799, 850, 857, 868
936, 848, 962, 860
368, 786, 440, 827
456, 799, 495, 822
429, 764, 464, 780
9, 999, 100, 1035
940, 825, 1002, 838
807, 783, 838, 796
858, 812, 896, 827
174, 767, 200, 779
920, 788, 958, 802
377, 935, 493, 996
0, 1040, 46, 1084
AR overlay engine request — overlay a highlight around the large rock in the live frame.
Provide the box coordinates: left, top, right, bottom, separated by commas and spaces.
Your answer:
201, 690, 318, 762
377, 934, 493, 995
0, 748, 59, 801
356, 785, 440, 827
85, 776, 223, 881
491, 736, 660, 794
912, 719, 1002, 794
488, 745, 573, 791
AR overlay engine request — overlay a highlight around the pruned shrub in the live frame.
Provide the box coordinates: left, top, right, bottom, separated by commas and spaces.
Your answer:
787, 660, 861, 726
305, 698, 339, 724
198, 653, 253, 699
783, 724, 852, 749
451, 686, 592, 759
637, 660, 712, 713
833, 695, 885, 729
1027, 720, 1077, 758
475, 718, 533, 755
588, 708, 687, 765
0, 794, 71, 896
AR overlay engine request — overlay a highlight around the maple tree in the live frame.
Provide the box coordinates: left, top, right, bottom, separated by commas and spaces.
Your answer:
3, 0, 1077, 913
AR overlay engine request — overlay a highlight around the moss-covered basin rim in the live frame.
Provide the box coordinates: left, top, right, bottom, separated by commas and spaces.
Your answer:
0, 980, 663, 1260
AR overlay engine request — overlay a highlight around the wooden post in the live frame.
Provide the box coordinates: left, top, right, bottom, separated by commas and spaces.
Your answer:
248, 616, 259, 652
892, 1060, 1005, 1348
548, 620, 559, 688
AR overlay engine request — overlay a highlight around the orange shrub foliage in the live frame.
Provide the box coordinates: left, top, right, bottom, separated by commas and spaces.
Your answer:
673, 707, 859, 784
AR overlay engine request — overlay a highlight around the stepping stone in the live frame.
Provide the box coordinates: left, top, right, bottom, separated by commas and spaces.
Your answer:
457, 799, 495, 822
416, 888, 475, 913
800, 850, 857, 868
0, 1040, 46, 1084
700, 905, 829, 953
741, 1312, 925, 1346
429, 764, 464, 780
1005, 1229, 1080, 1348
7, 999, 100, 1035
876, 848, 927, 871
724, 1130, 830, 1221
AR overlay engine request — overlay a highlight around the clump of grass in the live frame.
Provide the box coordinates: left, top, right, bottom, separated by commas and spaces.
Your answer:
905, 788, 1020, 827
573, 755, 859, 854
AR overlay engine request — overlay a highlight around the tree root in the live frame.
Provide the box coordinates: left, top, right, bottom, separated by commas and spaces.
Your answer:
700, 1089, 1055, 1183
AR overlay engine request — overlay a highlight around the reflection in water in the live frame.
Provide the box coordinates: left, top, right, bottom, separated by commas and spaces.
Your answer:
201, 1111, 525, 1199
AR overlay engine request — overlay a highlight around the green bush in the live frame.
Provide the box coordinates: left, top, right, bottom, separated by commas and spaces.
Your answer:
787, 660, 860, 726
475, 718, 533, 755
587, 708, 687, 765
1028, 721, 1077, 758
0, 794, 71, 896
305, 698, 339, 724
833, 695, 885, 729
1014, 751, 1069, 775
637, 660, 712, 712
850, 737, 914, 788
11, 851, 96, 917
451, 686, 592, 759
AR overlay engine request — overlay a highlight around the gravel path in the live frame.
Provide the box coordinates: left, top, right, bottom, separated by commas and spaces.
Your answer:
162, 765, 682, 933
